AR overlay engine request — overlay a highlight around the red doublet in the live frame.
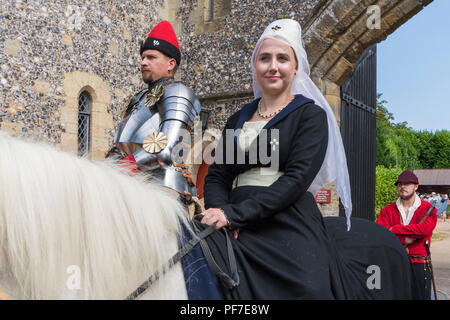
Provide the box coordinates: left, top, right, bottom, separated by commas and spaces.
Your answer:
377, 200, 437, 263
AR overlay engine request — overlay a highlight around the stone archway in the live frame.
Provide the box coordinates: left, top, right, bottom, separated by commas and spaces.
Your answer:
303, 0, 434, 121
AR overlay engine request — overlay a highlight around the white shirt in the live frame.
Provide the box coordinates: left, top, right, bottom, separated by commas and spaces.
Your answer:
396, 194, 421, 225
236, 121, 283, 187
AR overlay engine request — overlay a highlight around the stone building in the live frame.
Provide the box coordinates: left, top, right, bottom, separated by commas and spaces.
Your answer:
0, 0, 434, 215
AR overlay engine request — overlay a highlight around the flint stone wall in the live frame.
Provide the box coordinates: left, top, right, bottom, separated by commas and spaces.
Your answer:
179, 0, 321, 129
0, 0, 166, 157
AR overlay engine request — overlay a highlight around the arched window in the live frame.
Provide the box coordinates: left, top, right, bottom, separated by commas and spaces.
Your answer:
205, 0, 230, 22
77, 91, 91, 156
208, 0, 214, 21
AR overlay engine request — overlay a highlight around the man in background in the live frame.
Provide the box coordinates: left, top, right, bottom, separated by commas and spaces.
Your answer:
436, 194, 448, 222
377, 169, 437, 300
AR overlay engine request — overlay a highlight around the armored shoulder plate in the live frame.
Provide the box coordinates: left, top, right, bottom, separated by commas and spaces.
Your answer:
157, 82, 201, 127
113, 82, 201, 197
113, 88, 158, 156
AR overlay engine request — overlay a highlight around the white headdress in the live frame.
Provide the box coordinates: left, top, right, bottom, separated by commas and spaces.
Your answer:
251, 19, 353, 230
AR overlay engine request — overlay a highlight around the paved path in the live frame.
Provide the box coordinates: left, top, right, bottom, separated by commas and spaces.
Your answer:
431, 219, 450, 300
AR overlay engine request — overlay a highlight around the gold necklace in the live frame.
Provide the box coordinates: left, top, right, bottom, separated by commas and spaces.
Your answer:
257, 100, 283, 119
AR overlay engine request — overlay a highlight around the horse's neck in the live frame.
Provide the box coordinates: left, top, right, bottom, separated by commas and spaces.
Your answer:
130, 231, 188, 300
0, 132, 190, 300
0, 266, 188, 300
137, 262, 188, 300
0, 236, 188, 300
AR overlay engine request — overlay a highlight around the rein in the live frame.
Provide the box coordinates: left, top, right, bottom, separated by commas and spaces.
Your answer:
125, 215, 239, 300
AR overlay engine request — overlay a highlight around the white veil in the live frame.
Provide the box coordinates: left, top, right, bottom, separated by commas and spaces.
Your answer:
251, 19, 352, 230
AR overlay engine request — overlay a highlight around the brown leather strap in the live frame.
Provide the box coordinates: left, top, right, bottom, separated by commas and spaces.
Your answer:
192, 215, 239, 290
125, 222, 217, 300
419, 204, 436, 224
408, 254, 430, 262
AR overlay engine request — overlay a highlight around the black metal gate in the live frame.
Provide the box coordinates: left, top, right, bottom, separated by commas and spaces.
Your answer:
340, 45, 377, 221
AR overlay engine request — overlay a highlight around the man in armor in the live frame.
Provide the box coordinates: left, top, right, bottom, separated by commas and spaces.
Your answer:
111, 21, 225, 300
113, 20, 201, 203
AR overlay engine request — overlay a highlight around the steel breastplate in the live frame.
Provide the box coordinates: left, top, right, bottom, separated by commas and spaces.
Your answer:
113, 82, 200, 197
114, 91, 160, 155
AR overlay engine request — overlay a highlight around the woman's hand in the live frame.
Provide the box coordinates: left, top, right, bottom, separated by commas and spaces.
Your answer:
200, 208, 240, 239
200, 208, 229, 230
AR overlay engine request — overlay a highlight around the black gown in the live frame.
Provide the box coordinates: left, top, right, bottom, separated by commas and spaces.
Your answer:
202, 95, 416, 299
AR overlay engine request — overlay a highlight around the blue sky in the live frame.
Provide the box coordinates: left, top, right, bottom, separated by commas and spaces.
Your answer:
377, 0, 450, 132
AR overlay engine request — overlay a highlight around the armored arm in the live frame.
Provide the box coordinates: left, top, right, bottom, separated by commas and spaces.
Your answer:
113, 82, 201, 195
133, 82, 201, 168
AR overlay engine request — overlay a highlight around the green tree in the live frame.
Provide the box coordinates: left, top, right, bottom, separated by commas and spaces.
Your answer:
415, 130, 435, 168
376, 94, 417, 168
375, 166, 402, 221
375, 94, 449, 169
376, 121, 395, 167
431, 130, 450, 168
393, 127, 421, 168
376, 93, 394, 125
376, 93, 397, 167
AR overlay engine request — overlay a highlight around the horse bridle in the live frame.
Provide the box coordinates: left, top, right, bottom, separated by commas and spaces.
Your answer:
125, 214, 239, 300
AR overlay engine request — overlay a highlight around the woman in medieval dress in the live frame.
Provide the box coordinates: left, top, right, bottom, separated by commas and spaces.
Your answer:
199, 19, 415, 299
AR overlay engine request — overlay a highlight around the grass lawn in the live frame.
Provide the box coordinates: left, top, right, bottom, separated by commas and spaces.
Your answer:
432, 231, 448, 241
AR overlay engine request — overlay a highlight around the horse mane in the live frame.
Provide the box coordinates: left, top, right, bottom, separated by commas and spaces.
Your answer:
0, 131, 190, 299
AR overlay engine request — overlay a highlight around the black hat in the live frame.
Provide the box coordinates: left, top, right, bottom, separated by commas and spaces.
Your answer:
140, 21, 181, 65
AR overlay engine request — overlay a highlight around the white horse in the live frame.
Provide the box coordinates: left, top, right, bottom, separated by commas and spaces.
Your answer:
0, 131, 419, 300
0, 131, 190, 299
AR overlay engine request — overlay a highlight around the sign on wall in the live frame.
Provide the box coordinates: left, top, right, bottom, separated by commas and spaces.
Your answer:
316, 189, 331, 203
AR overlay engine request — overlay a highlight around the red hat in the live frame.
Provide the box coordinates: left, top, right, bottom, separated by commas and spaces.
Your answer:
140, 21, 181, 65
395, 169, 419, 185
